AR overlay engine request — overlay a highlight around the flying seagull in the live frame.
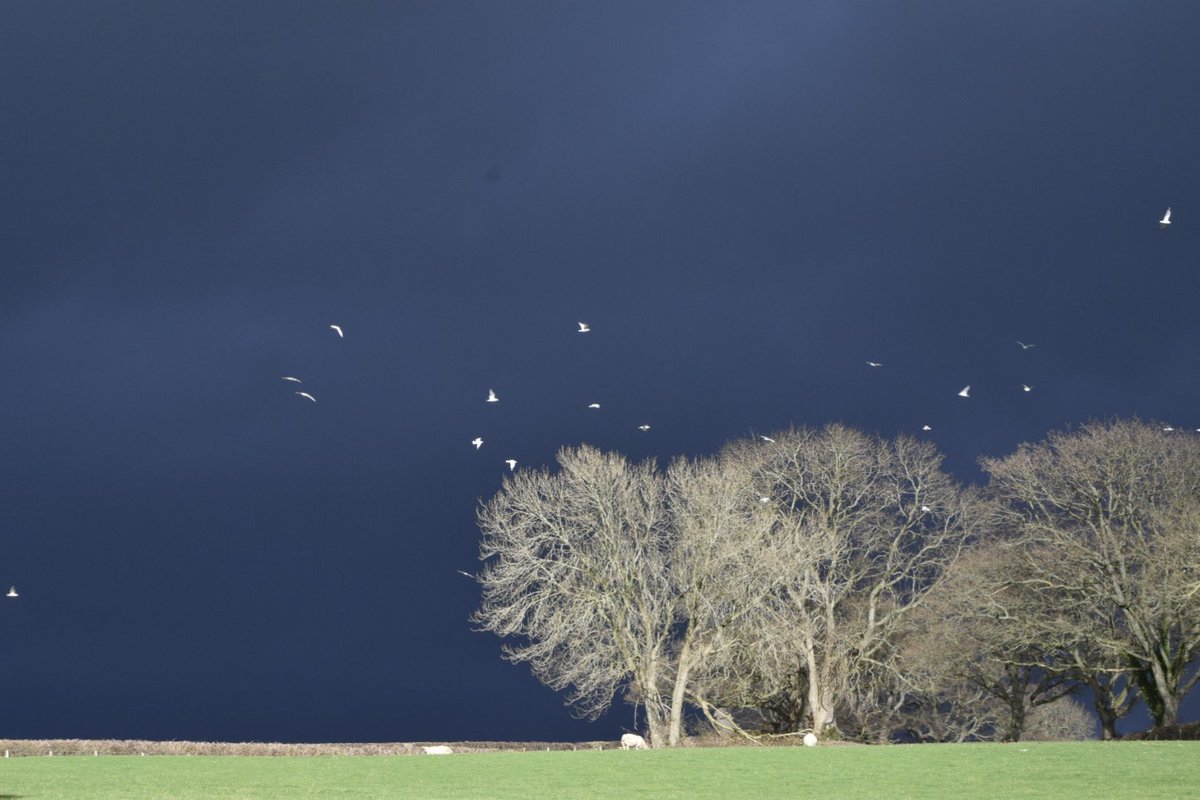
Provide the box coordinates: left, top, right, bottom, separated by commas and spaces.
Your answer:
759, 497, 770, 504
1160, 208, 1171, 229
578, 322, 590, 333
1023, 384, 1032, 392
471, 437, 484, 450
759, 435, 776, 443
866, 361, 882, 368
922, 425, 932, 431
6, 587, 16, 598
921, 505, 931, 513
505, 459, 517, 471
1163, 426, 1175, 432
588, 403, 601, 409
281, 376, 302, 383
1017, 341, 1036, 350
295, 391, 316, 402
487, 389, 499, 403
638, 424, 651, 431
330, 324, 344, 338
958, 385, 971, 398
455, 570, 474, 579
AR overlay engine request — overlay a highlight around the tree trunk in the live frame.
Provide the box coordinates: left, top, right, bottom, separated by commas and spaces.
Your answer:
1154, 681, 1180, 729
1001, 665, 1026, 743
667, 639, 693, 747
1150, 658, 1180, 728
1087, 674, 1128, 740
644, 703, 666, 749
640, 658, 667, 748
1133, 656, 1181, 728
804, 651, 836, 737
1130, 659, 1165, 728
1095, 697, 1121, 740
809, 692, 836, 737
803, 643, 830, 736
1003, 700, 1025, 743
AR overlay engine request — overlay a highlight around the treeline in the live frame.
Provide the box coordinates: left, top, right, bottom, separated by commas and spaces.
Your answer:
472, 419, 1200, 747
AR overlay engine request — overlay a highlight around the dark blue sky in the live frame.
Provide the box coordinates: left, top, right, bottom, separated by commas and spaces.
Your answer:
1, 1, 1197, 742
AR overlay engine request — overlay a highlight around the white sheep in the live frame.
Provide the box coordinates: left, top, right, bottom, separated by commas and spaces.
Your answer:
422, 745, 454, 755
620, 733, 648, 750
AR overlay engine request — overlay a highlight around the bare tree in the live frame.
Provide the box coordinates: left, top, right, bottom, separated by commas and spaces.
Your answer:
899, 545, 1075, 742
1038, 615, 1139, 739
473, 445, 676, 745
982, 419, 1200, 729
713, 425, 980, 738
660, 453, 776, 746
895, 650, 1006, 743
949, 534, 1137, 739
474, 445, 779, 748
1025, 696, 1097, 741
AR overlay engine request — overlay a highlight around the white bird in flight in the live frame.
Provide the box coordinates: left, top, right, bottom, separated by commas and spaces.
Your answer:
330, 324, 344, 338
1023, 384, 1032, 392
922, 425, 932, 431
471, 437, 484, 450
588, 403, 601, 409
295, 391, 316, 402
487, 389, 499, 403
866, 361, 882, 368
578, 322, 590, 333
505, 459, 517, 471
958, 385, 971, 398
6, 586, 16, 598
920, 505, 931, 513
760, 435, 775, 443
638, 424, 651, 431
1017, 341, 1036, 350
1160, 208, 1171, 229
455, 570, 474, 579
281, 376, 302, 383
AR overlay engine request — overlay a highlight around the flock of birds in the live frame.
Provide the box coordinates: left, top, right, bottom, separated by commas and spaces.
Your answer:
258, 206, 1176, 582
866, 343, 1026, 430
8, 203, 1174, 599
465, 321, 652, 472
274, 209, 1180, 462
278, 320, 648, 476
278, 324, 343, 403
858, 209, 1181, 433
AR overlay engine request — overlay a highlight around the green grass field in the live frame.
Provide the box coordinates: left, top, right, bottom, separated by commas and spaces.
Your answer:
0, 742, 1196, 800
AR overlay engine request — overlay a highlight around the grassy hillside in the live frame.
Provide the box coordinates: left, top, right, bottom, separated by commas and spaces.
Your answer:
0, 741, 1196, 800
